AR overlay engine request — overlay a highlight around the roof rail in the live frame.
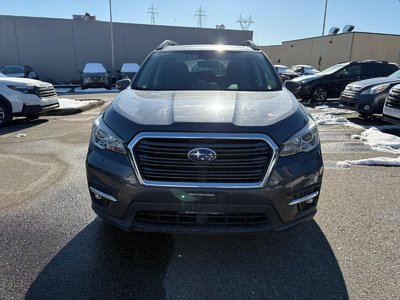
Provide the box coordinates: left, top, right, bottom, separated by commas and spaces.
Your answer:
240, 40, 260, 50
156, 40, 179, 50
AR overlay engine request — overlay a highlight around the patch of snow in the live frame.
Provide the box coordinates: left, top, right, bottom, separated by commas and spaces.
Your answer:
58, 98, 98, 109
83, 63, 107, 73
338, 156, 400, 168
350, 127, 400, 154
315, 105, 329, 110
55, 87, 73, 93
74, 87, 118, 93
120, 63, 140, 73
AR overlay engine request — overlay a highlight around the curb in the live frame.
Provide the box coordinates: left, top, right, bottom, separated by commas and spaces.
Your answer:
43, 100, 105, 116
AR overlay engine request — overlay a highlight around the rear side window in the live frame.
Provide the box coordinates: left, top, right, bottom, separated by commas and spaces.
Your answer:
133, 51, 280, 91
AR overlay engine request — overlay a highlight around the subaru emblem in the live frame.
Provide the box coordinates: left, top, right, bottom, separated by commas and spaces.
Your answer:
188, 148, 217, 163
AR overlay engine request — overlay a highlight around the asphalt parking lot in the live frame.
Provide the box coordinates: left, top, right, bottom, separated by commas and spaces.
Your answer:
0, 93, 399, 299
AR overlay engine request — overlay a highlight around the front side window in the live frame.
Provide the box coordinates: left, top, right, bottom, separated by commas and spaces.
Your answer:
336, 65, 362, 77
133, 51, 280, 91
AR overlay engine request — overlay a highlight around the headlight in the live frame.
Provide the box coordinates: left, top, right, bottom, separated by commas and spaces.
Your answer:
361, 83, 390, 95
7, 85, 35, 94
82, 75, 91, 82
280, 117, 319, 157
91, 116, 126, 154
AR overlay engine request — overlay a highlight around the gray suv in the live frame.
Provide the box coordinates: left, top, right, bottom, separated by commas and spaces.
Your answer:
86, 40, 323, 233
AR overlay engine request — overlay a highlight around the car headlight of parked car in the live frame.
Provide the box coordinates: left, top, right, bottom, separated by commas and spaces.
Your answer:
280, 117, 319, 157
7, 85, 35, 94
91, 116, 126, 154
82, 75, 91, 82
360, 83, 391, 95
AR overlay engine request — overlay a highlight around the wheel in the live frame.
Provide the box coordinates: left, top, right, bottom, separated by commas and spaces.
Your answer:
0, 101, 12, 127
311, 86, 329, 102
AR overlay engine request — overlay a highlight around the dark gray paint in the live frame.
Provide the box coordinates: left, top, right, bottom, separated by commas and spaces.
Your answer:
0, 15, 253, 83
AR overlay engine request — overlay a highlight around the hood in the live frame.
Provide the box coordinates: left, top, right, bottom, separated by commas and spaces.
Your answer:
280, 70, 298, 76
347, 77, 400, 89
0, 77, 44, 86
292, 74, 320, 82
103, 89, 308, 145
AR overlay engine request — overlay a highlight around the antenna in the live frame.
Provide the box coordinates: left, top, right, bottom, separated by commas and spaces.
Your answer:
236, 15, 254, 31
194, 6, 206, 28
147, 4, 158, 25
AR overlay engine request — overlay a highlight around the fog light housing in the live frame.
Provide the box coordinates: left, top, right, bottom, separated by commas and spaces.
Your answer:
364, 104, 371, 111
94, 193, 102, 200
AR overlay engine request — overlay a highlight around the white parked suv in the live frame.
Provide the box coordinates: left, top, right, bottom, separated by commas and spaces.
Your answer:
382, 84, 400, 124
0, 73, 59, 127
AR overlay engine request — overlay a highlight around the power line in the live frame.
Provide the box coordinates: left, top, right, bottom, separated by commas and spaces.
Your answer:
194, 6, 206, 28
236, 15, 254, 31
147, 4, 158, 25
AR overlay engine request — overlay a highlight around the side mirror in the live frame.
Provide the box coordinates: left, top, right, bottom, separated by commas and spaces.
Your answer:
284, 80, 301, 95
78, 70, 82, 74
116, 79, 131, 91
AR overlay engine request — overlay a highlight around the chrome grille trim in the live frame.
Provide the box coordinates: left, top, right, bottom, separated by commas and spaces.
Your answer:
127, 132, 279, 188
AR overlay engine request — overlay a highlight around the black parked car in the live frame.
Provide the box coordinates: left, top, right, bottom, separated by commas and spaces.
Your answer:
80, 63, 112, 90
86, 40, 323, 234
117, 63, 140, 80
293, 60, 399, 102
0, 65, 39, 79
339, 70, 400, 116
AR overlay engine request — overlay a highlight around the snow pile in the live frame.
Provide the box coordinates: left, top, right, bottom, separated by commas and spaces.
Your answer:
74, 87, 118, 93
350, 127, 400, 154
311, 106, 357, 127
338, 127, 400, 168
58, 98, 98, 109
55, 87, 73, 93
338, 156, 400, 168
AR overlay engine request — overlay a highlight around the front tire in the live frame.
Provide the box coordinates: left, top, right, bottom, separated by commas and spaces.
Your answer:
0, 101, 12, 127
311, 86, 329, 102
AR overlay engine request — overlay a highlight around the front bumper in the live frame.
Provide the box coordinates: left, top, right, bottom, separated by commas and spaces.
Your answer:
339, 93, 387, 114
86, 143, 323, 234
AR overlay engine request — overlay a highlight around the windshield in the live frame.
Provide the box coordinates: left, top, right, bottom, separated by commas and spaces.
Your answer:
121, 63, 140, 73
0, 66, 24, 74
389, 70, 400, 78
83, 63, 106, 73
133, 50, 280, 91
319, 63, 349, 75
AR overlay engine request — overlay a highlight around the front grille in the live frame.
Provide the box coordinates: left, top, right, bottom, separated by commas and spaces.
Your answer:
34, 85, 57, 98
386, 87, 400, 108
136, 210, 269, 225
341, 85, 362, 98
133, 136, 274, 184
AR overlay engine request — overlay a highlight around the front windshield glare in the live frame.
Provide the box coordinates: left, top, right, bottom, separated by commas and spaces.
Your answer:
132, 51, 280, 91
319, 63, 349, 75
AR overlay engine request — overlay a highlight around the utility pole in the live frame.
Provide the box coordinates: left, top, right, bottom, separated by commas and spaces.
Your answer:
318, 0, 328, 70
236, 15, 254, 31
194, 6, 206, 28
109, 0, 114, 70
147, 4, 158, 25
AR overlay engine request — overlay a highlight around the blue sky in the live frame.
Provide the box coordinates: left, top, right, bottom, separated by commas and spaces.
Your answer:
2, 0, 400, 45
